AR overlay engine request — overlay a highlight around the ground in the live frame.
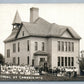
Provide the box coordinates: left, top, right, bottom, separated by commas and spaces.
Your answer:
0, 74, 84, 81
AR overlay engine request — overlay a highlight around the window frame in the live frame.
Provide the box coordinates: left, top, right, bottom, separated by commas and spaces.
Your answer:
62, 41, 64, 51
42, 42, 45, 51
65, 57, 67, 66
18, 57, 20, 65
13, 43, 16, 53
18, 42, 20, 52
72, 42, 74, 52
58, 57, 60, 66
22, 31, 24, 36
61, 57, 64, 66
27, 40, 30, 51
27, 56, 29, 65
58, 41, 60, 51
65, 42, 67, 51
68, 57, 70, 66
35, 42, 38, 51
7, 49, 10, 58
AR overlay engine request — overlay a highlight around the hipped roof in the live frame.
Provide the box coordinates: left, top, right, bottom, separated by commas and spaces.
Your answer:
4, 17, 81, 42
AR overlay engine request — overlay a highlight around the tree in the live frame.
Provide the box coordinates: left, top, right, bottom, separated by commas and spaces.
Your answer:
0, 53, 4, 65
79, 58, 84, 71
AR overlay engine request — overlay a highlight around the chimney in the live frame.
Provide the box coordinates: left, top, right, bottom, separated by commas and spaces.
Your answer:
30, 7, 39, 22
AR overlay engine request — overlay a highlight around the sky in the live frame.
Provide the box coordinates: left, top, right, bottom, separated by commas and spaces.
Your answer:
0, 4, 84, 55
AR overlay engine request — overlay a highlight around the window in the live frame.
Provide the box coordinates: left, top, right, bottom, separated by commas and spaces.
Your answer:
72, 42, 74, 52
68, 57, 70, 66
61, 57, 64, 66
18, 57, 20, 65
35, 42, 38, 50
68, 42, 71, 51
27, 56, 29, 65
40, 58, 45, 62
58, 57, 60, 66
62, 42, 64, 51
42, 42, 45, 51
71, 57, 74, 66
7, 49, 10, 58
18, 42, 20, 52
13, 57, 16, 64
58, 41, 60, 51
27, 40, 30, 51
13, 43, 16, 53
65, 42, 67, 51
32, 59, 34, 66
58, 41, 74, 52
22, 31, 24, 36
65, 57, 67, 66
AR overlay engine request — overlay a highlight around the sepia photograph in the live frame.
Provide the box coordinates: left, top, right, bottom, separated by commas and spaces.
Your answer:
0, 3, 84, 81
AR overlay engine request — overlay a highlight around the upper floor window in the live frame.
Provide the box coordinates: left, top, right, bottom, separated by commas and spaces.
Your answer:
58, 41, 74, 52
62, 42, 64, 51
68, 42, 71, 51
18, 42, 20, 52
13, 43, 16, 53
27, 40, 30, 51
22, 31, 24, 36
72, 42, 74, 52
35, 42, 38, 51
42, 42, 45, 51
65, 42, 67, 51
58, 41, 60, 51
7, 49, 10, 58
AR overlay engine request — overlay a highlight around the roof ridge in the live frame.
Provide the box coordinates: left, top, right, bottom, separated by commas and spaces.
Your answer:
34, 17, 50, 24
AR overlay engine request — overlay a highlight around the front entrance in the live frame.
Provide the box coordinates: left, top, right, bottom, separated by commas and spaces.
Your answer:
44, 62, 47, 68
40, 58, 45, 62
34, 51, 48, 67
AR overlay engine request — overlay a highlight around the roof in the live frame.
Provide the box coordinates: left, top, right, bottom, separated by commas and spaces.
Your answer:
34, 50, 48, 56
12, 11, 21, 25
4, 27, 19, 42
4, 17, 81, 43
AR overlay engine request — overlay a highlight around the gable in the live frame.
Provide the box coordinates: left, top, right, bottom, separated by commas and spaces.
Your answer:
17, 25, 29, 38
61, 30, 72, 38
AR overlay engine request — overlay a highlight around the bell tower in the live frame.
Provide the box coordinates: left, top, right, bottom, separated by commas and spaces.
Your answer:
12, 11, 22, 29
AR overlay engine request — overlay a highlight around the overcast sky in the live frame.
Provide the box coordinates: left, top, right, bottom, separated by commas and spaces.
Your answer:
0, 4, 84, 55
